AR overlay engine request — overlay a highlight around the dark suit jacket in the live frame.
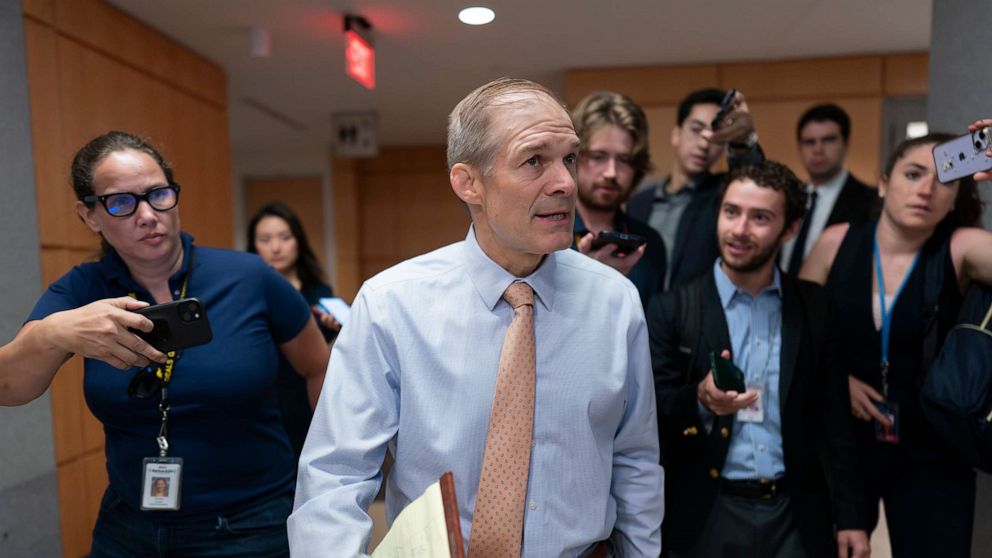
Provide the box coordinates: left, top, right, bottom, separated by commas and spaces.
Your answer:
626, 174, 722, 289
825, 172, 876, 228
646, 271, 866, 557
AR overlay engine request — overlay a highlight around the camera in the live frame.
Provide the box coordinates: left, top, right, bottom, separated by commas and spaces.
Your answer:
179, 300, 201, 322
933, 126, 992, 183
132, 297, 213, 353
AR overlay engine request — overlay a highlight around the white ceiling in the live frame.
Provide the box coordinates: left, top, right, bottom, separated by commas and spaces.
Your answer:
108, 0, 932, 154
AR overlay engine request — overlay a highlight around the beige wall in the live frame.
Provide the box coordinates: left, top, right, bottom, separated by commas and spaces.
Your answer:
22, 0, 232, 555
332, 54, 928, 296
332, 147, 467, 301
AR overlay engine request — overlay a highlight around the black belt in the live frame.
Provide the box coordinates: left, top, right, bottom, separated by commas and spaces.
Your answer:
720, 477, 784, 500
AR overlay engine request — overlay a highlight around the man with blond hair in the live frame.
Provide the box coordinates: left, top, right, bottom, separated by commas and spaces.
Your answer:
289, 78, 663, 557
571, 91, 666, 307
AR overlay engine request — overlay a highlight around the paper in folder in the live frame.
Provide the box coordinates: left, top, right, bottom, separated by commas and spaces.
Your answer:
371, 471, 465, 558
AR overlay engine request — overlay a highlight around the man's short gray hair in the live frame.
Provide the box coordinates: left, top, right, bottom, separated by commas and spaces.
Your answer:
447, 77, 565, 174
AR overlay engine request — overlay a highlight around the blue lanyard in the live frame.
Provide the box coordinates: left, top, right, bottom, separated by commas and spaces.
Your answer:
872, 229, 920, 385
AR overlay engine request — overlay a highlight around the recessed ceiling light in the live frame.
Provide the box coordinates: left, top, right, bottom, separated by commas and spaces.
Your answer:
459, 7, 495, 26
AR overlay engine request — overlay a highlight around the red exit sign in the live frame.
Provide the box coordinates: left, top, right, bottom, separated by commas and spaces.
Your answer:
345, 30, 375, 90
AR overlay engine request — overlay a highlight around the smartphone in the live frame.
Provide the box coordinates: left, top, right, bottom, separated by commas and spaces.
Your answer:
933, 127, 992, 183
590, 231, 647, 254
709, 351, 746, 393
710, 88, 737, 131
318, 297, 351, 326
132, 297, 213, 353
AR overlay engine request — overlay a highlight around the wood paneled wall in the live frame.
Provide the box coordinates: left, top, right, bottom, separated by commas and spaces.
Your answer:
566, 53, 929, 187
331, 147, 468, 301
21, 1, 232, 555
333, 54, 928, 297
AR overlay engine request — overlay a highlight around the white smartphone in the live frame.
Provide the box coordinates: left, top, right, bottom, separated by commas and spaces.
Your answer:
318, 297, 351, 326
933, 127, 992, 183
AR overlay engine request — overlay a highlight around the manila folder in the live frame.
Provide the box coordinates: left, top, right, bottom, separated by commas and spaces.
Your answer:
371, 471, 465, 558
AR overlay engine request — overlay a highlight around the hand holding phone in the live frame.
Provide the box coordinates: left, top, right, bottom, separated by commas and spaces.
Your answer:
697, 350, 757, 416
131, 297, 213, 353
710, 88, 737, 132
967, 118, 992, 181
590, 230, 647, 254
933, 125, 992, 183
710, 351, 747, 392
318, 297, 351, 326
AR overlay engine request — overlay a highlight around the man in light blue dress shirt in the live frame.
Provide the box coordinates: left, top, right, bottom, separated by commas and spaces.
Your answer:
288, 78, 663, 557
647, 161, 869, 558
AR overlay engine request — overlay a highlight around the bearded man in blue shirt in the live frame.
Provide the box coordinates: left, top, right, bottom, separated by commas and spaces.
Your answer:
647, 160, 869, 558
289, 78, 663, 558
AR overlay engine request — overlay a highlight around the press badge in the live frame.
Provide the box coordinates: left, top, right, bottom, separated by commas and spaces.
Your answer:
736, 382, 764, 423
141, 457, 183, 510
873, 401, 901, 444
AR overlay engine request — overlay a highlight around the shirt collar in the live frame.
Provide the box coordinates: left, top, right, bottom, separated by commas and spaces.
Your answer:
712, 258, 782, 309
462, 225, 556, 313
809, 168, 848, 195
101, 231, 196, 290
655, 173, 700, 198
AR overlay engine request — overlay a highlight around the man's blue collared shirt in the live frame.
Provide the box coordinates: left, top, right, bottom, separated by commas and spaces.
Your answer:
713, 260, 785, 480
289, 227, 663, 557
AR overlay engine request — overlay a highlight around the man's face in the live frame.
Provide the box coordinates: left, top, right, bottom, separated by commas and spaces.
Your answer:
671, 103, 724, 179
798, 120, 848, 183
717, 178, 795, 274
576, 123, 637, 212
457, 94, 580, 274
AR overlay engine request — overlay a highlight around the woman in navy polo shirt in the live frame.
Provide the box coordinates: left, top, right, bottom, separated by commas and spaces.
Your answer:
0, 131, 329, 557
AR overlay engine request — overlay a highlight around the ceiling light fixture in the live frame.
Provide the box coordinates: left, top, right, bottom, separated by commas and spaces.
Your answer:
458, 7, 495, 26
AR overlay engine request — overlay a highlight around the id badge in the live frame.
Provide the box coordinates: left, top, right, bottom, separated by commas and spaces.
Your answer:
736, 382, 764, 423
141, 457, 183, 511
873, 401, 900, 444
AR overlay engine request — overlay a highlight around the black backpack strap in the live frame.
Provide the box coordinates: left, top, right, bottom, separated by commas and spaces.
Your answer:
676, 279, 703, 382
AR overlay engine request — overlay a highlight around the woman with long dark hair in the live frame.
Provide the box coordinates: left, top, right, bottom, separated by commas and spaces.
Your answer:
248, 202, 339, 458
0, 131, 329, 557
801, 122, 992, 557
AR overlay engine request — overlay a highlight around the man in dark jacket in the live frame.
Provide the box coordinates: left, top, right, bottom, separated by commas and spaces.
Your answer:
647, 160, 869, 557
781, 103, 877, 275
627, 88, 763, 289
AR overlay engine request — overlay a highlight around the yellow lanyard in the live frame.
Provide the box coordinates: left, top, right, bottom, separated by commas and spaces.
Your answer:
128, 251, 192, 386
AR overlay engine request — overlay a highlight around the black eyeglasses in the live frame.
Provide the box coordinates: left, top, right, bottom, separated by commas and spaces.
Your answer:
82, 184, 180, 217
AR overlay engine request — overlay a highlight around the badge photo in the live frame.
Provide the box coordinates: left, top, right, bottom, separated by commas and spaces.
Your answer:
736, 381, 764, 423
141, 457, 183, 511
873, 401, 901, 444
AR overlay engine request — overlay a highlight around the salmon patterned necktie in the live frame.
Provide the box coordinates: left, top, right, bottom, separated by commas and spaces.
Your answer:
468, 282, 536, 558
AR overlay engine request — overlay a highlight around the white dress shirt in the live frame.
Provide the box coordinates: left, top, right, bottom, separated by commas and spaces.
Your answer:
288, 227, 664, 558
780, 168, 849, 267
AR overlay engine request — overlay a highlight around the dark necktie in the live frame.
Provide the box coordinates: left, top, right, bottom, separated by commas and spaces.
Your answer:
787, 190, 818, 275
